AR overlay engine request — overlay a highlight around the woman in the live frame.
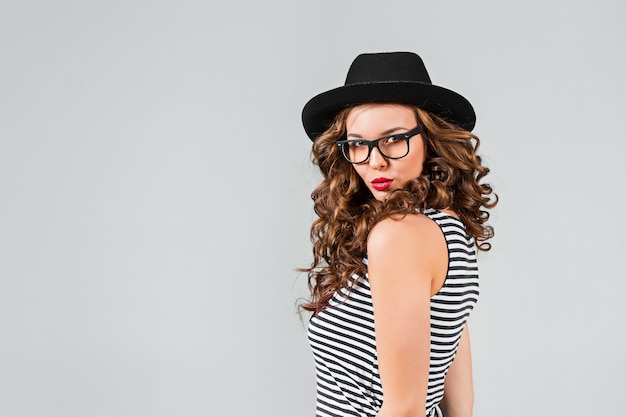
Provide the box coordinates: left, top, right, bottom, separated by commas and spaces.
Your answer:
300, 52, 496, 417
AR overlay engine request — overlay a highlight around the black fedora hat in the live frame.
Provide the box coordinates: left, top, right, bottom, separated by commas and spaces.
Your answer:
302, 52, 476, 140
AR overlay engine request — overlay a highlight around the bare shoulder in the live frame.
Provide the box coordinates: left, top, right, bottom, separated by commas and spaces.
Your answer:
367, 213, 448, 296
367, 213, 442, 255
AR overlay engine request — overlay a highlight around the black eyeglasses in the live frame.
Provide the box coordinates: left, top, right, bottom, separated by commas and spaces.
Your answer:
336, 125, 423, 164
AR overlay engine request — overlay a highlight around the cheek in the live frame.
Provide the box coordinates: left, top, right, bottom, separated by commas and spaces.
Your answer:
399, 159, 424, 181
353, 165, 367, 182
415, 152, 426, 173
411, 141, 427, 175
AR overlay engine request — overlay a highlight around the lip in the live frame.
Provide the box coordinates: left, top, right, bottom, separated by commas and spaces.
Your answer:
371, 177, 393, 191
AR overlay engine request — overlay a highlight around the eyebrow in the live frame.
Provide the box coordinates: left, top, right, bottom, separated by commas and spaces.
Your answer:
346, 127, 410, 139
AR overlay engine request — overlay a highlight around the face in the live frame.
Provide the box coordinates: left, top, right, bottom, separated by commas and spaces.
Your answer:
345, 103, 426, 201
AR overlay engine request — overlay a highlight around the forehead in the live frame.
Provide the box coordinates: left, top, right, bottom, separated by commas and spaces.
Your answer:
345, 103, 416, 133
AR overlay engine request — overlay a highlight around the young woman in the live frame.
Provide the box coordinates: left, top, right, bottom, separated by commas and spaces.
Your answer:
300, 52, 496, 417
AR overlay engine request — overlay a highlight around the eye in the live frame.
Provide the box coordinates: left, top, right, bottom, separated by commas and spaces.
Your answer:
349, 140, 367, 148
383, 135, 403, 145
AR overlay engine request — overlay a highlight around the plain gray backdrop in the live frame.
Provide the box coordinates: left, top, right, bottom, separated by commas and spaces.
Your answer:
1, 1, 624, 416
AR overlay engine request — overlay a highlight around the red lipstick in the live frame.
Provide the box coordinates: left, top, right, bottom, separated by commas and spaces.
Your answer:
371, 177, 393, 191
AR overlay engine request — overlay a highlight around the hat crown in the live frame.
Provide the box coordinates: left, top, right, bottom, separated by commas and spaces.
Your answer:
345, 52, 432, 86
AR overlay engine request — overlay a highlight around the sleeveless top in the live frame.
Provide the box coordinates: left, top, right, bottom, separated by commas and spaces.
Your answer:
307, 209, 479, 417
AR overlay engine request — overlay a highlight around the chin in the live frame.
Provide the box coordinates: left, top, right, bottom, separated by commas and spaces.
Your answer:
370, 190, 390, 201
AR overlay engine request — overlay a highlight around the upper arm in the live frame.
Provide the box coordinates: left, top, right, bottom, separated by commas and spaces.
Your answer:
367, 214, 446, 416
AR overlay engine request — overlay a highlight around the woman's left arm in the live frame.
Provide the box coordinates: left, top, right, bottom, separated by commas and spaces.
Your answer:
368, 214, 447, 417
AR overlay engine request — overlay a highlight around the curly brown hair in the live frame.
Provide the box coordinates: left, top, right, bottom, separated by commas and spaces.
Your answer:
300, 106, 497, 315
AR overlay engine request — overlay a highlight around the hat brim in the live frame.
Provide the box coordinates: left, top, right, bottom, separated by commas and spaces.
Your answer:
302, 81, 476, 140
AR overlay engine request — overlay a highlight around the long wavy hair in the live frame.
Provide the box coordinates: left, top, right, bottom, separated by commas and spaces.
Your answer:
300, 105, 497, 315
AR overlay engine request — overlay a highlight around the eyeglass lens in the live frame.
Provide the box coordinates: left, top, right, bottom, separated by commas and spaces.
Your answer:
343, 137, 409, 163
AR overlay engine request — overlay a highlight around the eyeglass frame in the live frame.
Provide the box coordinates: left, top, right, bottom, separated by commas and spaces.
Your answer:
336, 125, 424, 164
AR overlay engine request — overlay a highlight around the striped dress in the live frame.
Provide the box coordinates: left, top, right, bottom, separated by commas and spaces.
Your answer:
307, 209, 479, 417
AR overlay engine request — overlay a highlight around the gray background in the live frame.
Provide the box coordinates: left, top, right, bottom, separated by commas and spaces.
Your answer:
1, 1, 624, 416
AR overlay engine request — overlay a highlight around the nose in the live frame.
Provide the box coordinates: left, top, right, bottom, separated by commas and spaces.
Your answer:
368, 146, 387, 169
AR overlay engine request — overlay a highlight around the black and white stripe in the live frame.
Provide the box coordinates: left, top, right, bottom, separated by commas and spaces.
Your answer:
308, 209, 479, 417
